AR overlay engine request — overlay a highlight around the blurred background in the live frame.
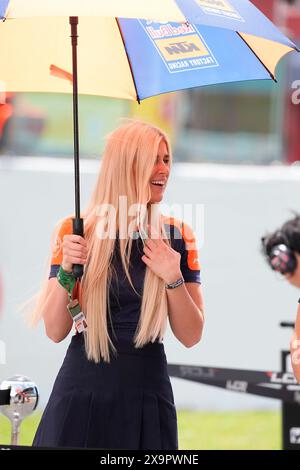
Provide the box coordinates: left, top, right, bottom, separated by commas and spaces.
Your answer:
1, 0, 299, 165
0, 0, 300, 450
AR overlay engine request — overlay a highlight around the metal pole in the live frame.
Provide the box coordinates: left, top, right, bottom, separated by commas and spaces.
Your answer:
11, 416, 21, 446
69, 16, 84, 279
69, 16, 80, 221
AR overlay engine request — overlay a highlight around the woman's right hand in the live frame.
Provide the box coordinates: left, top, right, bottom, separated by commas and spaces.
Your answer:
61, 234, 88, 273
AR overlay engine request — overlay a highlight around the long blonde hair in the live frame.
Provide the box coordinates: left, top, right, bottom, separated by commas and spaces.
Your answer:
25, 119, 173, 363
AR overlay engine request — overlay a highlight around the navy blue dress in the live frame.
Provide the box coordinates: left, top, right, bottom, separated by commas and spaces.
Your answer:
32, 217, 201, 449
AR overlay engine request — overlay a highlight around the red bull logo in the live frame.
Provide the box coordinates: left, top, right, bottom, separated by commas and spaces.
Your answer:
195, 0, 245, 22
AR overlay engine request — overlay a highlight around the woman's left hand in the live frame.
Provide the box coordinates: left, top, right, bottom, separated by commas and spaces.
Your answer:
141, 225, 182, 284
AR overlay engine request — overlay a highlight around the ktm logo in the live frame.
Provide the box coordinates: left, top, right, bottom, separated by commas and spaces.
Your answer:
140, 20, 219, 73
166, 41, 201, 55
156, 35, 209, 61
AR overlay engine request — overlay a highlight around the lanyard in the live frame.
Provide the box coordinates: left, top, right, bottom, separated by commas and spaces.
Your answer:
57, 266, 88, 333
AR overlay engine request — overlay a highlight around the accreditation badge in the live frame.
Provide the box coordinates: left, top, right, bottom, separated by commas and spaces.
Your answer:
67, 299, 88, 333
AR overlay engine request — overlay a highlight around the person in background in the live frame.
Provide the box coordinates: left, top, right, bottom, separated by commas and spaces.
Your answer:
261, 214, 300, 381
0, 92, 14, 153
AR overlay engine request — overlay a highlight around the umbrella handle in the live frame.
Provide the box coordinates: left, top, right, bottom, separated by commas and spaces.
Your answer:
72, 217, 84, 279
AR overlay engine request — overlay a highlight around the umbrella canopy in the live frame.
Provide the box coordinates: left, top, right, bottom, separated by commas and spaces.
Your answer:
0, 0, 298, 100
0, 0, 298, 278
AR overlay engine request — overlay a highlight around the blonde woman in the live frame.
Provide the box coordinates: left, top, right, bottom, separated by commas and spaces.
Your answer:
31, 120, 204, 450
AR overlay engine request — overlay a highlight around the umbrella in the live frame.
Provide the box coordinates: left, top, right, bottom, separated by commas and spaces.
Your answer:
0, 0, 298, 278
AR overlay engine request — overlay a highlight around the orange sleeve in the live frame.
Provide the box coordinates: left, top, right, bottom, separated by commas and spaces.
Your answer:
181, 221, 201, 271
49, 216, 82, 303
48, 217, 74, 281
50, 217, 73, 265
163, 216, 201, 283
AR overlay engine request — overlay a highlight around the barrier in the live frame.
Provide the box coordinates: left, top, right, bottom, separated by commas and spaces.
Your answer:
168, 322, 300, 450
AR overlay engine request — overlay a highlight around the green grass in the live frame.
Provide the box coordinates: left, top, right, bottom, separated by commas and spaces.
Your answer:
178, 410, 281, 450
0, 413, 41, 447
0, 410, 281, 450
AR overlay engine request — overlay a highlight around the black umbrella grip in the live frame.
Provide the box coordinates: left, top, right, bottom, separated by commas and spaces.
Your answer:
72, 217, 84, 279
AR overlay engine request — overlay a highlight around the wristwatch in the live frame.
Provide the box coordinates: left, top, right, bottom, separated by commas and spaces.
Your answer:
165, 277, 184, 289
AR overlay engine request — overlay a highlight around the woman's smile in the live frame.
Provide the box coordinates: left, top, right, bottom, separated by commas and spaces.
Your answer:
149, 140, 170, 202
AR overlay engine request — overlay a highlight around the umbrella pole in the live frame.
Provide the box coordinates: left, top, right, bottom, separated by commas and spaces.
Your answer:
70, 16, 84, 279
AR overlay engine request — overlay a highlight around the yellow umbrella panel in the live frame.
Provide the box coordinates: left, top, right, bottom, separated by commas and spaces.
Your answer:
0, 17, 138, 100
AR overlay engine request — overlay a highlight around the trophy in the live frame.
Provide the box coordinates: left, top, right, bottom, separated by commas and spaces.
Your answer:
0, 375, 39, 445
